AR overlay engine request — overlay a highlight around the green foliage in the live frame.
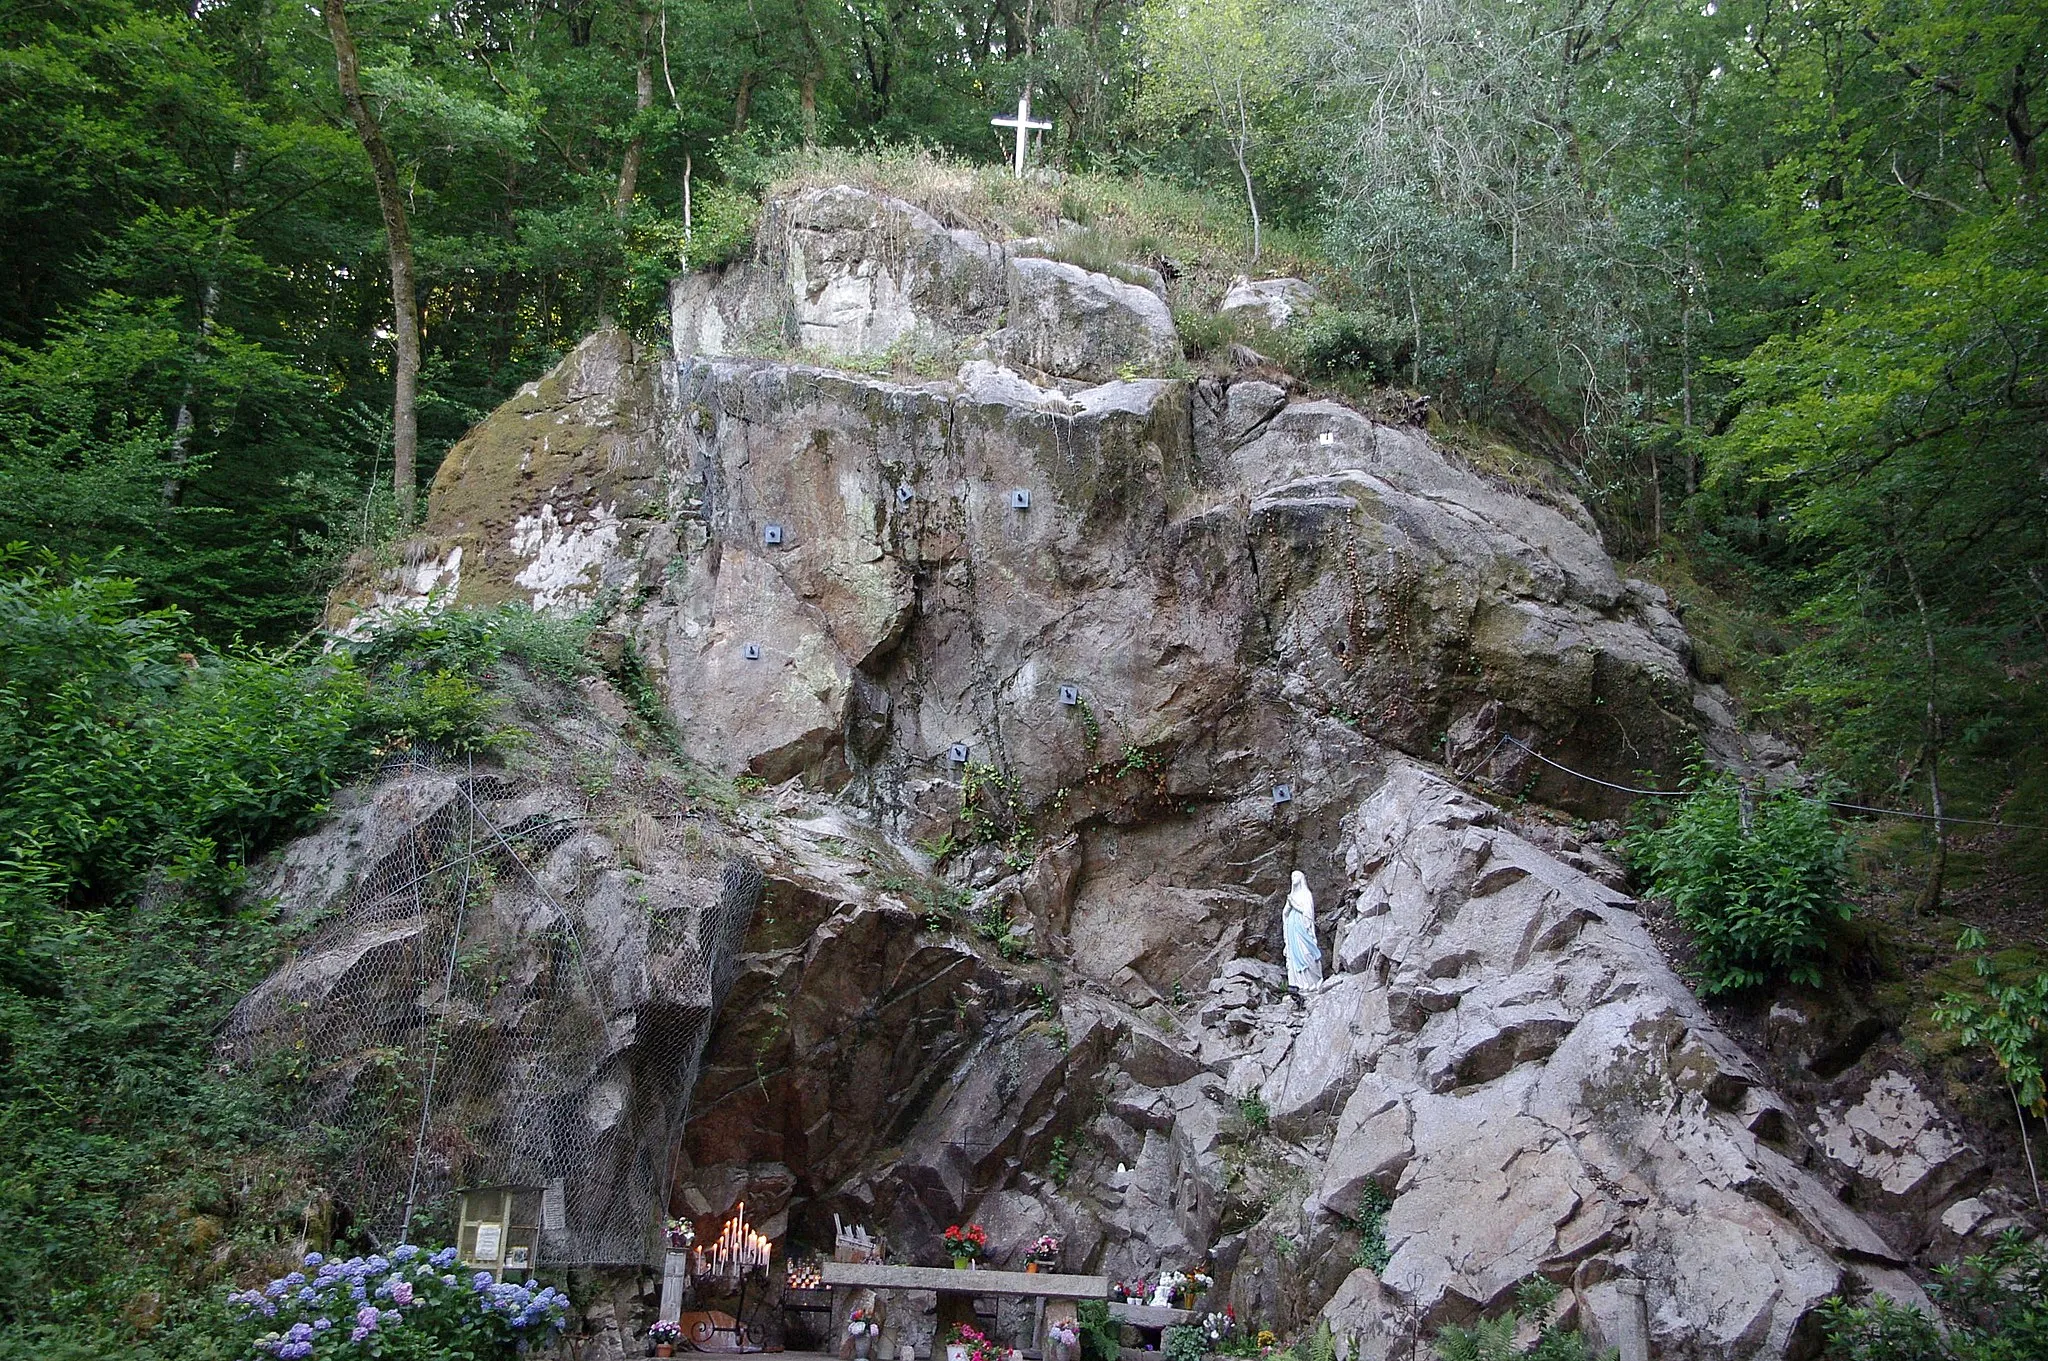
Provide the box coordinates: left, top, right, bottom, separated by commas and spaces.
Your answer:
1434, 1277, 1607, 1361
0, 556, 439, 1356
1934, 930, 2048, 1116
343, 603, 595, 684
1236, 1093, 1271, 1131
1820, 1232, 2048, 1361
960, 761, 1033, 863
1175, 307, 1251, 362
688, 182, 764, 272
1283, 306, 1410, 383
1340, 1183, 1392, 1273
1078, 1300, 1123, 1361
1165, 1323, 1209, 1361
1046, 1134, 1072, 1186
1623, 765, 1853, 995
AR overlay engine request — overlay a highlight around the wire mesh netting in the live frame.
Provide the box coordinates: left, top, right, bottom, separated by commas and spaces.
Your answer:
223, 751, 760, 1266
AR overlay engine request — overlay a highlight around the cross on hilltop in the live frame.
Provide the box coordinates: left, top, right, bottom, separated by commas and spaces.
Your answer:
992, 90, 1052, 179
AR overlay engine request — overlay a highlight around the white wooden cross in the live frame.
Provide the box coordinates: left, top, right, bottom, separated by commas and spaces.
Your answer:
992, 90, 1052, 180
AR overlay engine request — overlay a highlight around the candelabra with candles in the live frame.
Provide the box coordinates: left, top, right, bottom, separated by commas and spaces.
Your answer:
691, 1201, 773, 1351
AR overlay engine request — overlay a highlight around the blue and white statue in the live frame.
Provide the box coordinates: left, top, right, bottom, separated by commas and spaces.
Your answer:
1283, 870, 1323, 991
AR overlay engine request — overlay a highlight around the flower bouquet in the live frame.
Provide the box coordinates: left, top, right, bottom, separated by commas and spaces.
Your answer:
941, 1223, 989, 1268
650, 1318, 683, 1356
665, 1217, 696, 1252
848, 1307, 882, 1359
947, 1322, 1005, 1361
1026, 1234, 1061, 1272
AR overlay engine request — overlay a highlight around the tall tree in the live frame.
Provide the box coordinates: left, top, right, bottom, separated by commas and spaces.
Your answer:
1135, 0, 1290, 260
322, 0, 420, 524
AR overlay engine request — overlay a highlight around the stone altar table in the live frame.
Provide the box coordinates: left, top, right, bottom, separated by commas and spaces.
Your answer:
821, 1262, 1110, 1360
1105, 1303, 1194, 1359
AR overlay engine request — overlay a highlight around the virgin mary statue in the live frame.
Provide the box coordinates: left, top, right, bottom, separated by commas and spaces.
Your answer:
1283, 871, 1323, 991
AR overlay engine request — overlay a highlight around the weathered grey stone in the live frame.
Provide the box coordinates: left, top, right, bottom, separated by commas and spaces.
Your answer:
284, 190, 1960, 1359
988, 256, 1180, 381
1815, 1071, 1985, 1218
1219, 276, 1319, 329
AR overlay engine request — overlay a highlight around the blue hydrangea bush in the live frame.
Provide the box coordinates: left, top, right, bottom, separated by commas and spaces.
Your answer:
226, 1246, 570, 1359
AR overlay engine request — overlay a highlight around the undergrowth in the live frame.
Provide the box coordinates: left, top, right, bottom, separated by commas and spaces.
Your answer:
1624, 762, 1853, 995
0, 564, 592, 1360
1820, 1231, 2048, 1361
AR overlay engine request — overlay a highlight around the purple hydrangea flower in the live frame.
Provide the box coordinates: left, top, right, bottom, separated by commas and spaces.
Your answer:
390, 1280, 415, 1306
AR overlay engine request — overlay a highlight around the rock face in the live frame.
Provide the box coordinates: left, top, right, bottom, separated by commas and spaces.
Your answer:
335, 184, 1775, 830
1266, 767, 1913, 1359
221, 732, 762, 1265
1220, 276, 1319, 329
668, 184, 1172, 381
265, 184, 1990, 1358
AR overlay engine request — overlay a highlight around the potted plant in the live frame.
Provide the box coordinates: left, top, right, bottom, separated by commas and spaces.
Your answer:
649, 1319, 683, 1357
1026, 1235, 1060, 1273
847, 1307, 882, 1360
941, 1223, 988, 1269
665, 1217, 695, 1252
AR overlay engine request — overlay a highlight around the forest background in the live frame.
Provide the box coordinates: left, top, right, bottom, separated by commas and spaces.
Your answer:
0, 0, 2044, 1354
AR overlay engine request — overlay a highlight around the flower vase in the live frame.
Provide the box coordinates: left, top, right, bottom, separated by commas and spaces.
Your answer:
656, 1347, 674, 1358
948, 1345, 969, 1361
1025, 1261, 1039, 1274
954, 1257, 971, 1270
855, 1336, 872, 1360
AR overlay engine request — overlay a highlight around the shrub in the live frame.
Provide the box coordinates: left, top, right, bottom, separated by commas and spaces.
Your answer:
343, 602, 594, 683
1433, 1278, 1605, 1361
1282, 306, 1411, 383
1175, 307, 1250, 361
1077, 1300, 1123, 1361
1819, 1231, 2048, 1361
225, 1246, 569, 1359
1623, 765, 1852, 995
0, 556, 439, 1355
1344, 1183, 1392, 1273
689, 182, 762, 270
1165, 1323, 1208, 1361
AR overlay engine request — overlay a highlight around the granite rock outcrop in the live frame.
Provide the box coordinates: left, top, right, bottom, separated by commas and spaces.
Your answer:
255, 185, 2003, 1359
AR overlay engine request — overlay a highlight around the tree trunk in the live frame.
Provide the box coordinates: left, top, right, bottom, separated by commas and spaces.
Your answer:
733, 69, 756, 133
161, 274, 219, 509
324, 0, 420, 525
1232, 74, 1261, 262
1900, 550, 1947, 914
1406, 272, 1421, 389
615, 7, 656, 221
